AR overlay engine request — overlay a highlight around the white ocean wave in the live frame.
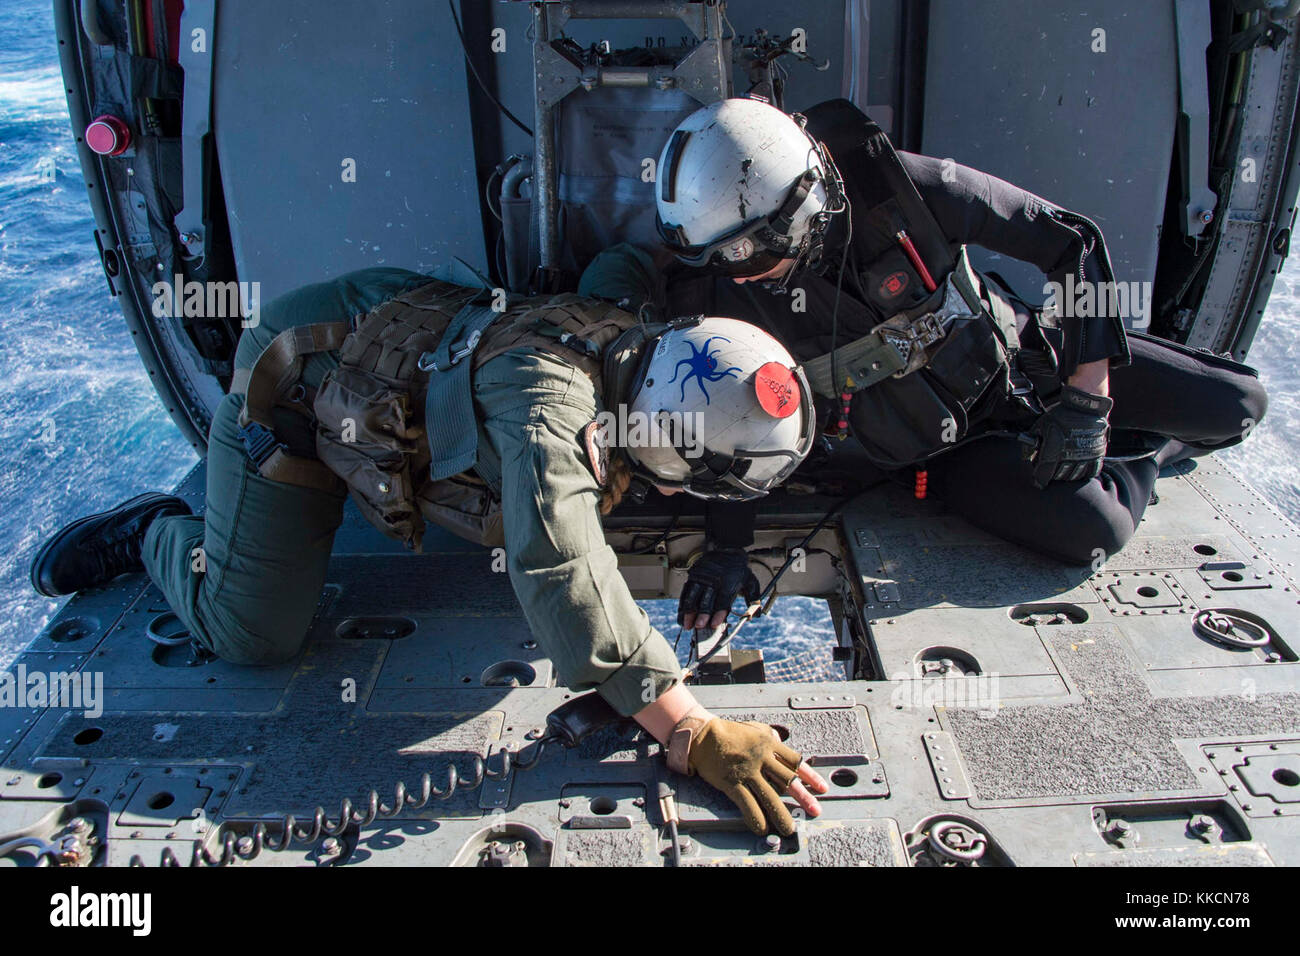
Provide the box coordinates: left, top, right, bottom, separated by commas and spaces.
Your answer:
0, 64, 70, 131
1219, 255, 1300, 522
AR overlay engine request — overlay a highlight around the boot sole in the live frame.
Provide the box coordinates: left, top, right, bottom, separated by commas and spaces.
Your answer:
30, 492, 192, 597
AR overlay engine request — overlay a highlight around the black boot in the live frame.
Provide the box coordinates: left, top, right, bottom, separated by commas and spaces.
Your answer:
30, 492, 193, 597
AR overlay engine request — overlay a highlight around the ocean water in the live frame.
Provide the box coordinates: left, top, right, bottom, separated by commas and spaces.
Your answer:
0, 0, 1296, 671
0, 0, 197, 671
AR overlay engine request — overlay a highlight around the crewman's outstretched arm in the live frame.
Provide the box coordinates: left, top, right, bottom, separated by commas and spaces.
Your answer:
900, 152, 1131, 379
477, 350, 682, 717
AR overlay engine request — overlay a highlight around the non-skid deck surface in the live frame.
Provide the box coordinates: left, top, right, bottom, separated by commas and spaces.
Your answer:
2, 456, 1298, 865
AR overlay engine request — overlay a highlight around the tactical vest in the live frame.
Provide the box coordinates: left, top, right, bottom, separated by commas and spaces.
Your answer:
801, 99, 1044, 469
237, 281, 647, 552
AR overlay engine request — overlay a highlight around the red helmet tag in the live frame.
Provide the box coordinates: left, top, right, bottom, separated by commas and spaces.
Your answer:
754, 362, 800, 418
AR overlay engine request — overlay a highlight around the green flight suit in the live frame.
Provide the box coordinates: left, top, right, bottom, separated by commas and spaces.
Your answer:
142, 268, 681, 716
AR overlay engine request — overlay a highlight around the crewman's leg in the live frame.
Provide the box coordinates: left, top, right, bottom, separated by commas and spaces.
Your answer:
931, 328, 1269, 564
928, 436, 1159, 565
38, 268, 432, 661
138, 268, 430, 663
1108, 331, 1268, 450
142, 393, 347, 664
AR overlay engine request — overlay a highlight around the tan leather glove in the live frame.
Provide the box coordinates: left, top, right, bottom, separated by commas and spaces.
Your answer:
666, 711, 804, 836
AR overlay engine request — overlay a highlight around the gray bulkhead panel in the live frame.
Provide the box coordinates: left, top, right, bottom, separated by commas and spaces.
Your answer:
210, 1, 490, 299
922, 0, 1180, 327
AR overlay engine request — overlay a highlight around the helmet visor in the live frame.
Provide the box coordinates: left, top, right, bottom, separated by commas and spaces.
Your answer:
656, 214, 793, 277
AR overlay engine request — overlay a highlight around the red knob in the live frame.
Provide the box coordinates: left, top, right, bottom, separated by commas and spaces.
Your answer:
85, 115, 131, 156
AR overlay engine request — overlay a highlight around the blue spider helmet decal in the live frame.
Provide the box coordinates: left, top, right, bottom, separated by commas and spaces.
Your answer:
667, 336, 742, 403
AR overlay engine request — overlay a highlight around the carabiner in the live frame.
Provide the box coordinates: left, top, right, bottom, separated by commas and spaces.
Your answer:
418, 329, 482, 373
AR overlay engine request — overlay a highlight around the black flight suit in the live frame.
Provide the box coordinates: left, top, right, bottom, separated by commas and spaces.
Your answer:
636, 101, 1267, 565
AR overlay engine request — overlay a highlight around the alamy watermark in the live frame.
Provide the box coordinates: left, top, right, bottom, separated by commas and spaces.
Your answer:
1043, 275, 1152, 326
594, 405, 706, 459
890, 671, 1001, 718
0, 665, 103, 718
49, 887, 150, 935
151, 274, 260, 328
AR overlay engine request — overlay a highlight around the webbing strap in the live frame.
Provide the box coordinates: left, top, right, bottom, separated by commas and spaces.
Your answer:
802, 248, 1017, 398
951, 249, 1020, 351
802, 329, 909, 397
425, 301, 510, 481
237, 322, 349, 427
235, 321, 349, 493
254, 442, 343, 493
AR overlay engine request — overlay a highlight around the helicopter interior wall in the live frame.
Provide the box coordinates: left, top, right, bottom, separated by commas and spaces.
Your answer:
209, 1, 863, 300
480, 1, 860, 282
480, 2, 854, 117
209, 0, 490, 301
920, 0, 1179, 326
472, 0, 1175, 298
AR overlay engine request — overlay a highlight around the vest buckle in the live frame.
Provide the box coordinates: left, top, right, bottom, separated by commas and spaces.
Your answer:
238, 421, 286, 469
908, 312, 947, 349
418, 329, 482, 373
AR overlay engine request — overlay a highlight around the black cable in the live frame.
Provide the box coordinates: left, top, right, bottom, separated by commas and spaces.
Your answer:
667, 818, 682, 867
495, 229, 508, 289
828, 201, 855, 422
485, 164, 504, 222
624, 493, 685, 556
624, 515, 681, 555
448, 0, 535, 138
691, 496, 851, 672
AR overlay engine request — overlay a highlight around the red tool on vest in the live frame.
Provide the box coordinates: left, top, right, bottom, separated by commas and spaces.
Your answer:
895, 229, 938, 293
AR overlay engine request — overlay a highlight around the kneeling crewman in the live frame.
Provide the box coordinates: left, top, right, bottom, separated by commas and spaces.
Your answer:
31, 268, 827, 836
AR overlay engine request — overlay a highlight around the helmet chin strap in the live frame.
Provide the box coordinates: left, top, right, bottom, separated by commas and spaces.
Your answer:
757, 124, 847, 295
759, 247, 810, 295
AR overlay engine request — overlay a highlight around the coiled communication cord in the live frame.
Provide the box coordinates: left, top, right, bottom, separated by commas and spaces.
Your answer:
128, 734, 560, 867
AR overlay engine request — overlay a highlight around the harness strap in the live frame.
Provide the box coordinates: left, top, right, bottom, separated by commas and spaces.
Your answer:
424, 301, 511, 481
806, 100, 952, 278
952, 252, 1020, 352
238, 322, 350, 427
236, 321, 350, 493
801, 326, 912, 397
803, 245, 1028, 400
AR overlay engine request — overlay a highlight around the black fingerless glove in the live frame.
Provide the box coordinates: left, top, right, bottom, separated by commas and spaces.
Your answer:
1025, 385, 1113, 489
677, 548, 761, 627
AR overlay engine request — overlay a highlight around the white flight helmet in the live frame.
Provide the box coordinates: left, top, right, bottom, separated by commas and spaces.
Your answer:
621, 317, 817, 501
655, 98, 845, 279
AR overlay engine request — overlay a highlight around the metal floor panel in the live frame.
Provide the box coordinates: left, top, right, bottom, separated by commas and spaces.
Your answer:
3, 455, 1299, 866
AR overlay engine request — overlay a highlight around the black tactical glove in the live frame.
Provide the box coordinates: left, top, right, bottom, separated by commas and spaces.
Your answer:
1025, 385, 1113, 489
677, 548, 761, 630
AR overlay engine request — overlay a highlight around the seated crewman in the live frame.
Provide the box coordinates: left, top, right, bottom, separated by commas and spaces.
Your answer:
581, 97, 1268, 637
